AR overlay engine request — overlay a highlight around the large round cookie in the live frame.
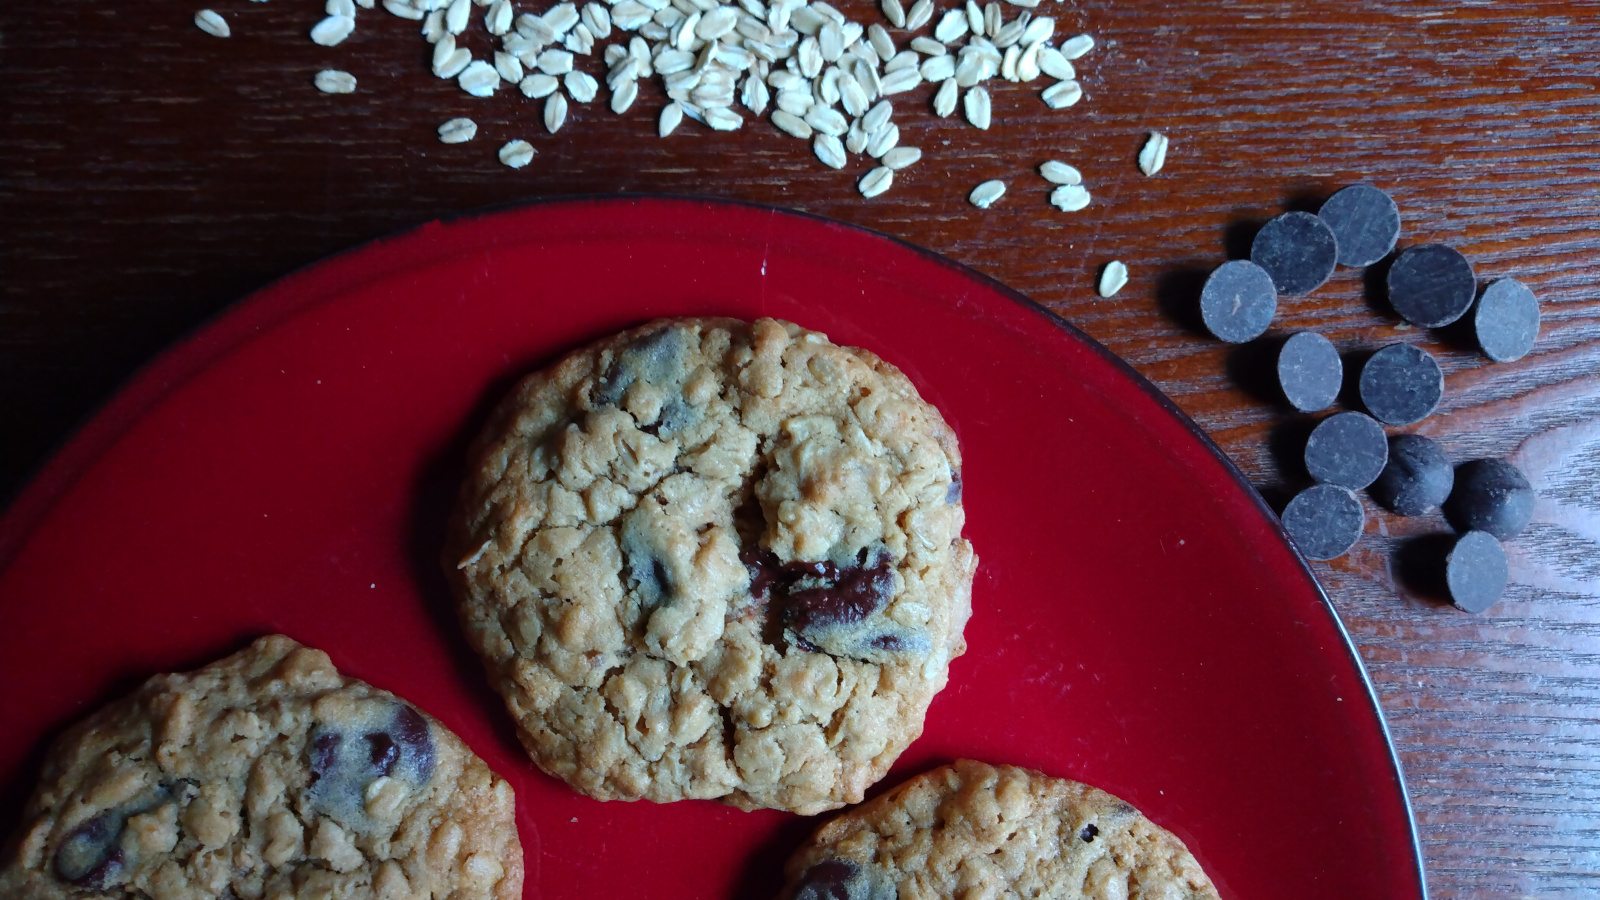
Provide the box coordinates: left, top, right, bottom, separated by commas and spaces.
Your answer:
0, 635, 522, 900
781, 760, 1220, 900
445, 317, 975, 814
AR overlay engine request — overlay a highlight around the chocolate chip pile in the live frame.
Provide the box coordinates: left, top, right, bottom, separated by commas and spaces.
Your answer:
1193, 184, 1541, 614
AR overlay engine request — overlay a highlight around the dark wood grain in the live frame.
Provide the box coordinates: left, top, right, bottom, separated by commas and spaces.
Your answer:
4, 0, 1599, 895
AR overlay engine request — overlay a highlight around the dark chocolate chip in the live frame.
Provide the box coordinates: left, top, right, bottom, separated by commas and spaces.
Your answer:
391, 705, 436, 781
309, 731, 341, 785
791, 859, 896, 900
1448, 459, 1535, 540
1079, 823, 1099, 843
1386, 244, 1476, 327
1250, 211, 1340, 297
1200, 259, 1278, 343
1372, 434, 1453, 516
1305, 412, 1388, 490
787, 555, 894, 638
1317, 184, 1401, 268
1474, 278, 1540, 363
367, 733, 399, 776
1446, 531, 1509, 614
1277, 331, 1342, 412
1282, 484, 1365, 561
54, 814, 126, 889
1359, 343, 1444, 426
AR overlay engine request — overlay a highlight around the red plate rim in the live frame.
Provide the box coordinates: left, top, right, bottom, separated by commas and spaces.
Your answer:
0, 195, 1428, 898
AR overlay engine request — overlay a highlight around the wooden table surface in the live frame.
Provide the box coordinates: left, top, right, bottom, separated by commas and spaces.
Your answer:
4, 0, 1599, 895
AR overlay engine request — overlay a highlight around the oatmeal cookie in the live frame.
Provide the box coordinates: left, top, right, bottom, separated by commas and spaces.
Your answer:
445, 317, 975, 814
0, 635, 522, 900
781, 760, 1220, 900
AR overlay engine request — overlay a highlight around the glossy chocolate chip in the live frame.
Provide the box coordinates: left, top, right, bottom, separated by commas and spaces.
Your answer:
1079, 823, 1100, 843
1200, 259, 1278, 343
1277, 331, 1342, 413
792, 859, 896, 900
1250, 211, 1340, 297
1372, 434, 1453, 516
1282, 484, 1365, 561
54, 814, 126, 889
1359, 343, 1444, 426
1446, 530, 1509, 614
1448, 459, 1535, 540
1305, 412, 1388, 490
1474, 278, 1540, 363
1386, 244, 1476, 327
1317, 184, 1401, 267
787, 554, 894, 637
368, 733, 399, 776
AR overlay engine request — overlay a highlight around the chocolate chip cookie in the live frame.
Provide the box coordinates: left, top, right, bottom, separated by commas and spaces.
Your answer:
781, 760, 1220, 900
445, 317, 975, 814
0, 635, 522, 900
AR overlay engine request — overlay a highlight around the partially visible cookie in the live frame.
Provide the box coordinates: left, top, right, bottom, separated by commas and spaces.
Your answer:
781, 760, 1220, 900
0, 635, 522, 900
446, 317, 976, 814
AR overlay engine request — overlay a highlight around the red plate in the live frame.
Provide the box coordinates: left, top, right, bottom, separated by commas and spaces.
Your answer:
0, 199, 1424, 900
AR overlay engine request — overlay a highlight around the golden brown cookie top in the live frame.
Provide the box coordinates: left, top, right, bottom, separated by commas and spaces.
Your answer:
446, 317, 976, 813
0, 635, 521, 900
782, 759, 1220, 900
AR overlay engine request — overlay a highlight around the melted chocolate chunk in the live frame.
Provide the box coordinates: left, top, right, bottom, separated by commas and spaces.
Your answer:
309, 732, 341, 785
946, 471, 963, 504
54, 814, 126, 889
391, 705, 436, 781
741, 547, 781, 602
367, 732, 398, 776
1079, 823, 1100, 843
787, 555, 894, 637
593, 327, 686, 405
867, 634, 907, 651
792, 858, 896, 900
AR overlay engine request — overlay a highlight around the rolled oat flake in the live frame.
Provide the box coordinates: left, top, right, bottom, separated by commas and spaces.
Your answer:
1358, 342, 1443, 426
1277, 331, 1342, 412
1317, 184, 1401, 268
1446, 530, 1509, 614
1250, 211, 1340, 297
1282, 483, 1365, 561
1386, 244, 1476, 327
1304, 411, 1388, 490
1200, 259, 1277, 343
1474, 278, 1540, 362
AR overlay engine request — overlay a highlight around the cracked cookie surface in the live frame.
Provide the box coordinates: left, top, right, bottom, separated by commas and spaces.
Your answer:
445, 317, 975, 814
780, 760, 1220, 900
0, 636, 522, 900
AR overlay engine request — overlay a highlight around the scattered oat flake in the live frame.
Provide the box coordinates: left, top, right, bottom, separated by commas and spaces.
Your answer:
1060, 33, 1095, 60
438, 117, 478, 143
859, 166, 894, 198
459, 60, 500, 96
1039, 160, 1081, 185
314, 69, 357, 93
1041, 80, 1082, 109
659, 101, 684, 136
1138, 131, 1169, 176
311, 14, 355, 47
499, 139, 536, 168
1051, 184, 1091, 212
964, 85, 991, 129
544, 92, 569, 133
1098, 260, 1129, 298
969, 179, 1005, 209
194, 9, 230, 37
